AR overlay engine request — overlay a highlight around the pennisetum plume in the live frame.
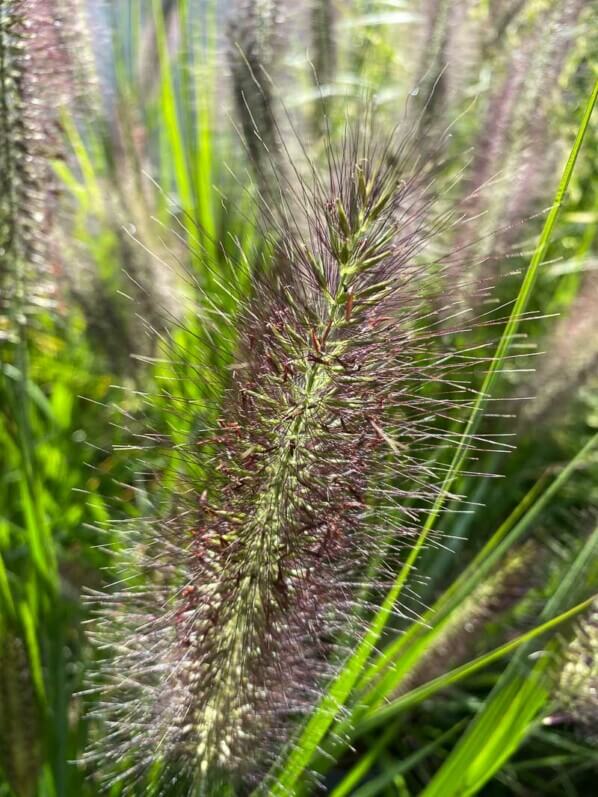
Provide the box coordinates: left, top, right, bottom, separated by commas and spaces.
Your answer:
520, 271, 598, 429
393, 541, 540, 697
555, 597, 598, 740
0, 0, 89, 338
1, 0, 56, 337
309, 0, 336, 139
0, 4, 87, 793
449, 0, 587, 289
85, 108, 508, 793
228, 0, 286, 191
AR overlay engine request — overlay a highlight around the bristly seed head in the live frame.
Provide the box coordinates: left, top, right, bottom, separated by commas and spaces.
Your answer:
0, 0, 86, 339
557, 599, 598, 740
86, 123, 498, 793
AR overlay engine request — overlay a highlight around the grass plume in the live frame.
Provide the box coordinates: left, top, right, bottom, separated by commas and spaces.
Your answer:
228, 0, 285, 188
557, 598, 598, 740
86, 121, 496, 792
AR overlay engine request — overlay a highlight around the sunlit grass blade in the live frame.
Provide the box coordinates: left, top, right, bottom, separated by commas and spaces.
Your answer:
151, 0, 200, 263
265, 76, 597, 797
361, 432, 597, 704
420, 523, 598, 797
356, 594, 595, 735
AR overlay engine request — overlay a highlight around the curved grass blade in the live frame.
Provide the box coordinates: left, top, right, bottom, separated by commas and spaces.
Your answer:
264, 76, 598, 797
420, 523, 598, 797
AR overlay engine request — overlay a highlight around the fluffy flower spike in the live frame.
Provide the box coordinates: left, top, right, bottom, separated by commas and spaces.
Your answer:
0, 0, 90, 338
87, 120, 504, 794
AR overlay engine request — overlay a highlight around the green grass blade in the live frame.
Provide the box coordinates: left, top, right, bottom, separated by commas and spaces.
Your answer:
151, 0, 196, 252
344, 721, 467, 797
420, 524, 598, 797
365, 75, 598, 661
362, 432, 597, 702
329, 720, 403, 797
356, 595, 595, 734
265, 78, 597, 796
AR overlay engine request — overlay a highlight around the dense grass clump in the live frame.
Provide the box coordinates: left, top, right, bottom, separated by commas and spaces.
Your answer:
0, 2, 596, 796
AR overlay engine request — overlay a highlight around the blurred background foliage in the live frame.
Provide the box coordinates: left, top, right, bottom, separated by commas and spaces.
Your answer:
0, 0, 597, 795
